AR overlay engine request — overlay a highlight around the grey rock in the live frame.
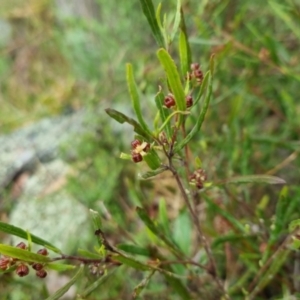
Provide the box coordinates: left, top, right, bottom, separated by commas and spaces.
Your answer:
0, 110, 86, 191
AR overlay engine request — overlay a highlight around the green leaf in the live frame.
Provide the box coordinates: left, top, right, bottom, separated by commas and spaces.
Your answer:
193, 70, 209, 106
143, 148, 162, 170
89, 209, 103, 248
112, 254, 151, 271
248, 249, 290, 299
139, 166, 167, 179
154, 90, 172, 139
223, 175, 286, 185
136, 207, 182, 256
47, 263, 76, 271
173, 209, 192, 254
133, 270, 155, 299
179, 5, 192, 75
157, 48, 186, 125
170, 0, 181, 42
77, 249, 103, 260
212, 234, 255, 248
139, 0, 165, 47
174, 71, 212, 153
89, 209, 102, 231
269, 1, 300, 40
159, 198, 171, 236
289, 219, 300, 232
179, 30, 189, 78
105, 108, 151, 140
0, 222, 61, 253
126, 63, 152, 136
117, 244, 150, 257
0, 244, 50, 263
204, 197, 246, 233
163, 273, 191, 300
45, 265, 84, 300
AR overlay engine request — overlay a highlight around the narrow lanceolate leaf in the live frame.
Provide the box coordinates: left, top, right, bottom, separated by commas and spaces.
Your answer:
112, 254, 151, 271
179, 30, 189, 78
139, 0, 164, 48
105, 108, 151, 140
46, 265, 84, 300
47, 263, 76, 272
139, 166, 167, 180
0, 222, 61, 253
157, 48, 186, 125
0, 244, 50, 263
170, 0, 181, 42
194, 70, 209, 106
248, 249, 290, 299
174, 71, 212, 153
143, 149, 161, 170
133, 270, 155, 299
154, 90, 172, 139
163, 273, 191, 300
126, 63, 152, 136
117, 244, 150, 257
136, 207, 182, 256
178, 6, 192, 78
224, 175, 286, 185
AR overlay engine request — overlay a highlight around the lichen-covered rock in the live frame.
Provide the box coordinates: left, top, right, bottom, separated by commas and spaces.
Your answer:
0, 110, 94, 252
9, 159, 91, 253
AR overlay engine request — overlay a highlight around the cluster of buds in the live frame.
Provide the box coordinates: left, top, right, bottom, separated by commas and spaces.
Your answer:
164, 93, 193, 109
131, 139, 150, 163
189, 169, 207, 189
187, 63, 203, 84
89, 262, 106, 276
0, 242, 48, 278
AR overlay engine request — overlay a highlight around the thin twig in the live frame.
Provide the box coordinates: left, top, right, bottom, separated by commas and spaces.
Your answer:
167, 160, 230, 299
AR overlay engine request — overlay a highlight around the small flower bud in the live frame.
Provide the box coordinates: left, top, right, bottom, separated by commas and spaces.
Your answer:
190, 169, 207, 189
32, 263, 44, 271
16, 242, 27, 249
131, 139, 142, 149
37, 248, 48, 256
191, 63, 200, 71
36, 269, 47, 278
0, 257, 10, 270
186, 95, 193, 108
132, 152, 143, 163
194, 69, 203, 83
164, 94, 175, 108
16, 264, 29, 277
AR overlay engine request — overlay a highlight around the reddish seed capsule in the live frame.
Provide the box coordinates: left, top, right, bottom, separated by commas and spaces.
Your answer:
0, 257, 10, 270
36, 269, 47, 279
194, 69, 203, 82
191, 63, 200, 71
16, 264, 29, 277
186, 95, 193, 108
32, 263, 44, 271
131, 139, 142, 149
37, 248, 48, 256
164, 94, 175, 108
132, 152, 143, 163
16, 242, 27, 249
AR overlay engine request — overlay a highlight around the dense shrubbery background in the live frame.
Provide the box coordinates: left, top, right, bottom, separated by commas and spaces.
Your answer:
0, 0, 300, 299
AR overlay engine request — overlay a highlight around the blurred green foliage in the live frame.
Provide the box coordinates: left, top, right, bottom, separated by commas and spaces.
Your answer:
1, 0, 300, 299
